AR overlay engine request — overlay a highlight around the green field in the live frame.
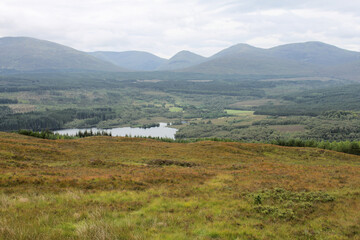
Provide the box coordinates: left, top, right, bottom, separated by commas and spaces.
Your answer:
169, 106, 183, 112
225, 110, 254, 116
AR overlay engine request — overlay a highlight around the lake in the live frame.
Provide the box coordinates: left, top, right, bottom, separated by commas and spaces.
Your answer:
54, 123, 178, 139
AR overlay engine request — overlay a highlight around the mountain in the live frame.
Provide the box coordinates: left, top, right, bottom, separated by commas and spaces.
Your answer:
181, 42, 360, 77
0, 37, 125, 72
182, 44, 315, 75
326, 60, 360, 81
210, 43, 264, 59
268, 41, 360, 66
157, 50, 206, 71
89, 51, 166, 71
1, 37, 360, 79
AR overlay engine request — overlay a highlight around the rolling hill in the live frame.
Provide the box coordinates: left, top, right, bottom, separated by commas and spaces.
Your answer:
89, 51, 166, 71
0, 37, 126, 72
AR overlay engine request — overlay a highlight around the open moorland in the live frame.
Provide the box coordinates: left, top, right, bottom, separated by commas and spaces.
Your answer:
1, 132, 360, 239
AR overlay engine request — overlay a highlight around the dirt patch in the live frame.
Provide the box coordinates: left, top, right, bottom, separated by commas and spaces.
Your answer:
8, 104, 36, 113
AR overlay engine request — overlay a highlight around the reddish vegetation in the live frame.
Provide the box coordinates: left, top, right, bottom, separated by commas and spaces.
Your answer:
1, 132, 360, 239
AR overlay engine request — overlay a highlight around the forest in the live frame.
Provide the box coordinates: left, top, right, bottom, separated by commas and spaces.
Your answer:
0, 72, 359, 144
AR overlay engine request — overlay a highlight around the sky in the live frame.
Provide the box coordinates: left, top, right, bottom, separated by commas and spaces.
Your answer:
1, 0, 360, 58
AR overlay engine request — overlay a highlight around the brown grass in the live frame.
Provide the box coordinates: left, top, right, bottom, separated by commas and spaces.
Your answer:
0, 132, 360, 239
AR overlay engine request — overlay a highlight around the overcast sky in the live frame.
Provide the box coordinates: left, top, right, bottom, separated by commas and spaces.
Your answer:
1, 0, 360, 58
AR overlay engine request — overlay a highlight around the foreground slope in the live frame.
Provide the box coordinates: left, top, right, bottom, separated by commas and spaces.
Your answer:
0, 37, 125, 72
0, 132, 360, 239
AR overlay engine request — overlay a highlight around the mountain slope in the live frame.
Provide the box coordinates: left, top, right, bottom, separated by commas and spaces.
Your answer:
182, 46, 316, 75
326, 60, 360, 81
0, 37, 125, 72
181, 41, 360, 77
210, 43, 265, 59
89, 51, 166, 71
157, 50, 206, 71
268, 41, 360, 66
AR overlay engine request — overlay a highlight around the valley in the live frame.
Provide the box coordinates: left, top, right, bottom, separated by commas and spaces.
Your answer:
1, 72, 359, 144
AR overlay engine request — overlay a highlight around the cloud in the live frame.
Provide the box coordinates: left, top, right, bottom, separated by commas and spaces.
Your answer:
0, 0, 360, 57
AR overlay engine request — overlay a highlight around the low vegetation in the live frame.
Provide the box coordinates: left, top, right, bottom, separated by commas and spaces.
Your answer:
0, 132, 359, 239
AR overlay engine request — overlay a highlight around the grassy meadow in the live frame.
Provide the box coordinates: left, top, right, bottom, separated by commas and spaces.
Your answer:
1, 132, 360, 239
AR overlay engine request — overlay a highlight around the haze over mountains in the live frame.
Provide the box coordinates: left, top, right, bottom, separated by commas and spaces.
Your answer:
1, 36, 360, 80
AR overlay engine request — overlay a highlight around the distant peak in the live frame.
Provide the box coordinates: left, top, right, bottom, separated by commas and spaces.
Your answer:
177, 50, 193, 54
170, 50, 205, 60
270, 41, 337, 50
232, 43, 257, 48
210, 43, 263, 59
226, 43, 262, 51
302, 41, 328, 45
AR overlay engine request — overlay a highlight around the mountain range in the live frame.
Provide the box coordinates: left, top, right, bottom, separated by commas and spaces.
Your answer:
182, 42, 360, 77
0, 37, 125, 72
1, 36, 360, 80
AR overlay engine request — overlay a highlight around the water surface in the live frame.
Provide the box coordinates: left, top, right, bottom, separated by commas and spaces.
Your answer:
54, 123, 177, 139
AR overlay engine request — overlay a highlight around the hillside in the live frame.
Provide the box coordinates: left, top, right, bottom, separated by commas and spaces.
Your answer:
1, 132, 359, 239
0, 37, 125, 72
157, 50, 206, 70
89, 51, 166, 71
